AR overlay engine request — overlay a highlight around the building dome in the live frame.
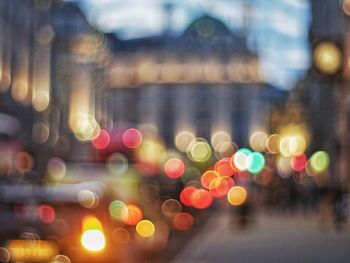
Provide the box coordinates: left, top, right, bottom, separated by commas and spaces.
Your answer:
183, 15, 231, 38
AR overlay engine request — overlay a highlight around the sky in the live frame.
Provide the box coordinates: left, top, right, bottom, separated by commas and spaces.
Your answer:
74, 0, 312, 90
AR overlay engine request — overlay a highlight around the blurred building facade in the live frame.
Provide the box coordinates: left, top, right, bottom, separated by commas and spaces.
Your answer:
103, 15, 283, 149
0, 0, 112, 174
0, 0, 287, 174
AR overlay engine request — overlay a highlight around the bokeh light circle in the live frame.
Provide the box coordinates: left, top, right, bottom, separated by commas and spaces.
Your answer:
277, 156, 292, 178
122, 128, 142, 149
214, 141, 238, 159
91, 129, 110, 150
47, 157, 66, 181
37, 204, 55, 224
214, 158, 234, 177
161, 199, 182, 218
109, 200, 128, 221
187, 138, 212, 162
209, 177, 230, 198
173, 212, 194, 231
16, 151, 33, 172
78, 190, 99, 209
0, 247, 10, 263
175, 131, 195, 152
81, 230, 105, 252
290, 153, 307, 172
52, 255, 71, 263
211, 131, 231, 149
180, 186, 197, 207
313, 41, 342, 75
107, 153, 128, 175
233, 148, 251, 171
247, 152, 265, 174
249, 131, 268, 152
136, 220, 155, 238
200, 170, 220, 189
227, 186, 247, 206
266, 134, 280, 154
309, 151, 330, 174
190, 189, 213, 209
123, 204, 143, 225
164, 158, 185, 179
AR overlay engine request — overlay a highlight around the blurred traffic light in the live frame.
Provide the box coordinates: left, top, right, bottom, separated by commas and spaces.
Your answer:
81, 216, 106, 252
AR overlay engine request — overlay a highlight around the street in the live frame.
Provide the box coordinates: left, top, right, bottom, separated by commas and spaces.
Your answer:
172, 207, 350, 263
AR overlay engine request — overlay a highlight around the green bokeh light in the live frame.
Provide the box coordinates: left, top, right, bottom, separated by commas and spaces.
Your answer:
310, 151, 330, 173
247, 152, 265, 174
109, 200, 128, 220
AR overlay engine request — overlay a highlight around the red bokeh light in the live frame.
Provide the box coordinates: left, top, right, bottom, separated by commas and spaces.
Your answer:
180, 186, 197, 207
122, 128, 142, 149
164, 158, 185, 179
173, 212, 194, 231
191, 189, 213, 209
214, 158, 234, 177
91, 129, 110, 150
291, 153, 308, 172
37, 204, 55, 224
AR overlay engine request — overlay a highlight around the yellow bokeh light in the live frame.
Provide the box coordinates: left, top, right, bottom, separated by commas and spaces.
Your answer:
6, 240, 58, 262
136, 137, 166, 165
288, 135, 306, 155
188, 140, 212, 163
313, 41, 342, 75
192, 142, 210, 158
278, 124, 309, 157
136, 220, 155, 238
227, 186, 247, 206
279, 136, 293, 157
279, 135, 306, 157
82, 216, 103, 231
70, 113, 100, 141
81, 230, 106, 252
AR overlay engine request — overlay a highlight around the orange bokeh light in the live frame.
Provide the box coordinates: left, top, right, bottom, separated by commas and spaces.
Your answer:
200, 170, 220, 189
123, 204, 143, 226
227, 186, 247, 206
